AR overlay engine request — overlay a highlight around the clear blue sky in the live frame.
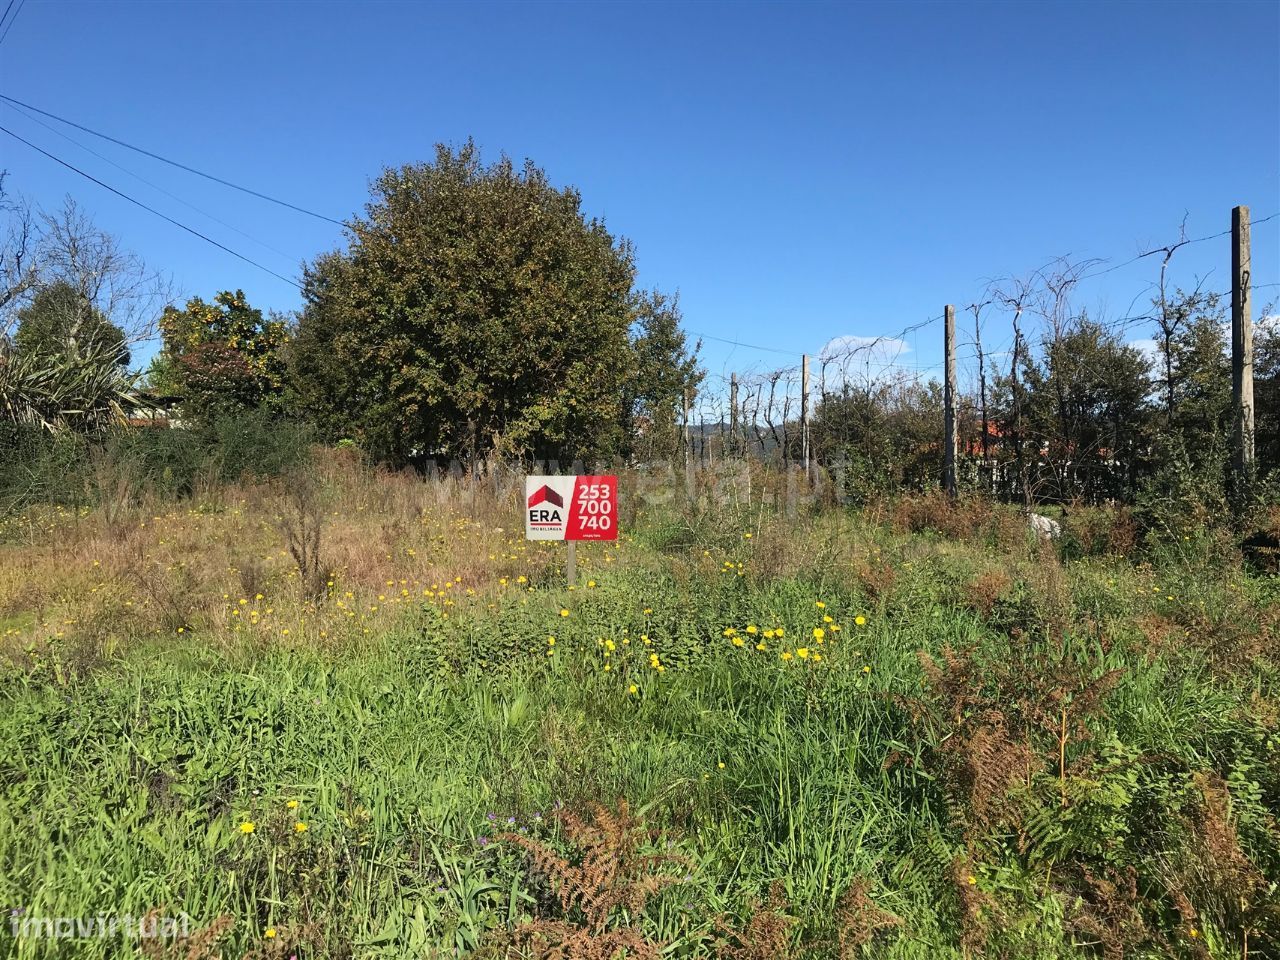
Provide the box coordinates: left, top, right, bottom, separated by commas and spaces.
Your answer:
2, 0, 1277, 383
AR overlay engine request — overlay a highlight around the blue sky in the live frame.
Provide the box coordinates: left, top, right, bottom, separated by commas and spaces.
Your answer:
1, 0, 1277, 387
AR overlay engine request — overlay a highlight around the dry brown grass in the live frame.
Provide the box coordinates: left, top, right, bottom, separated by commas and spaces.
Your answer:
962, 569, 1013, 620
0, 451, 594, 663
888, 492, 1027, 552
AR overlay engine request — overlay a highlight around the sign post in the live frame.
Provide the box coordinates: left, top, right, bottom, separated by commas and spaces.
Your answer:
525, 475, 618, 587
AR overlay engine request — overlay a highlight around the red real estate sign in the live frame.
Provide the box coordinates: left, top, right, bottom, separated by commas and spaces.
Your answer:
525, 475, 618, 541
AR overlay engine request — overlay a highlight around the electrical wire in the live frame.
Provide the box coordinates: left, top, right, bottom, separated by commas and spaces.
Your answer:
0, 92, 344, 225
1, 100, 304, 263
0, 123, 303, 290
0, 0, 24, 48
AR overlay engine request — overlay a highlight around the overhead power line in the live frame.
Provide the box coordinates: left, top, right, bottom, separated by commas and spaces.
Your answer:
0, 123, 303, 290
0, 0, 24, 48
688, 330, 797, 357
689, 311, 945, 359
0, 92, 345, 225
0, 0, 17, 40
1, 100, 303, 264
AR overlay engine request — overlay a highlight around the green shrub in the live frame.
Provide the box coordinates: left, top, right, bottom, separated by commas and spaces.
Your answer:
206, 408, 315, 483
0, 409, 314, 515
0, 424, 91, 513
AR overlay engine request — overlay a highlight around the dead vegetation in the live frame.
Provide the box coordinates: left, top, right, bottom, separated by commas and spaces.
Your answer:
484, 800, 684, 960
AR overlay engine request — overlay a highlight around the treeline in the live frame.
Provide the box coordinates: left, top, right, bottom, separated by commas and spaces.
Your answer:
148, 142, 702, 468
0, 143, 701, 479
812, 306, 1280, 498
3, 152, 1277, 527
711, 284, 1279, 523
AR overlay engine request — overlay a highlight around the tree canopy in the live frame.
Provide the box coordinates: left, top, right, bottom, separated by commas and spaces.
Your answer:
150, 290, 290, 424
291, 142, 699, 466
14, 280, 130, 367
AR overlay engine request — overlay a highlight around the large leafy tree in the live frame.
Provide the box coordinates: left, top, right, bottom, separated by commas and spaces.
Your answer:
2, 189, 154, 437
1159, 298, 1230, 468
1020, 317, 1152, 502
14, 280, 130, 367
291, 142, 696, 465
150, 290, 290, 423
625, 290, 702, 461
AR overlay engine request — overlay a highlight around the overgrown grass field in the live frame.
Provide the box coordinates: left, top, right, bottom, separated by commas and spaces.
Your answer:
1, 455, 1277, 959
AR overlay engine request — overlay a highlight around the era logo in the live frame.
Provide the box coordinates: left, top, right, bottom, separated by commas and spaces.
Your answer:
527, 484, 565, 526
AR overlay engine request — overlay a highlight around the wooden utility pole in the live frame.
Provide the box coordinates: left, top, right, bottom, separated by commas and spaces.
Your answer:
943, 305, 958, 497
800, 354, 811, 481
729, 373, 739, 458
1232, 205, 1255, 487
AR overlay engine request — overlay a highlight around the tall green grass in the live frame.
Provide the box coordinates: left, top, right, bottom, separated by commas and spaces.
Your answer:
0, 502, 1276, 958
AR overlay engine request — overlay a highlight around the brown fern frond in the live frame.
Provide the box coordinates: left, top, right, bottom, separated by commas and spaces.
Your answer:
950, 855, 998, 956
711, 882, 798, 960
1067, 865, 1161, 960
834, 878, 902, 956
493, 921, 662, 960
490, 800, 684, 956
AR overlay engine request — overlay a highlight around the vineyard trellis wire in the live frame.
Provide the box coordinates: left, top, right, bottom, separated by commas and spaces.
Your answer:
679, 207, 1279, 507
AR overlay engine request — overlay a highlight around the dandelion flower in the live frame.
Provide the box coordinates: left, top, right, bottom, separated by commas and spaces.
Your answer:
294, 822, 308, 833
855, 615, 866, 626
286, 800, 299, 810
812, 628, 825, 641
559, 609, 570, 617
265, 928, 276, 939
797, 647, 810, 659
240, 821, 255, 834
